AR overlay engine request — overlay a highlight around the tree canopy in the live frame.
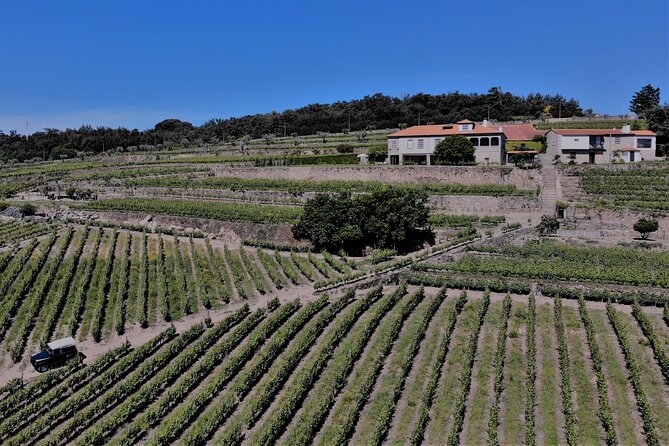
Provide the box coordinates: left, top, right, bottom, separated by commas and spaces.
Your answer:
292, 186, 432, 254
434, 135, 476, 165
0, 90, 583, 162
633, 218, 659, 240
629, 84, 661, 116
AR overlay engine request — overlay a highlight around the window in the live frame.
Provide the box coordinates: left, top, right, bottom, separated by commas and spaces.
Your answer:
390, 139, 398, 150
469, 137, 479, 146
417, 139, 424, 150
435, 138, 442, 146
637, 138, 652, 149
491, 137, 499, 146
407, 139, 414, 149
615, 137, 621, 144
480, 137, 490, 146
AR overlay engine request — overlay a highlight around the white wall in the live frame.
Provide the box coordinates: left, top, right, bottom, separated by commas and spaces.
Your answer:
389, 135, 505, 164
558, 135, 590, 151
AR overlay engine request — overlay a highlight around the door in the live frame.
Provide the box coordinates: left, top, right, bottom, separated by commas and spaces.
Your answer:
589, 152, 595, 164
629, 151, 635, 162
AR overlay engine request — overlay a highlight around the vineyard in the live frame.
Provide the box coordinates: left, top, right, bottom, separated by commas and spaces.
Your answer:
82, 198, 303, 224
575, 165, 669, 210
0, 220, 51, 247
0, 225, 349, 365
0, 120, 668, 446
121, 176, 535, 197
0, 286, 667, 445
414, 240, 669, 289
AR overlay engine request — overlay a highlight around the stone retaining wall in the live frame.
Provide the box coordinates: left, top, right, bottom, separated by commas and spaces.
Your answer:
210, 165, 541, 189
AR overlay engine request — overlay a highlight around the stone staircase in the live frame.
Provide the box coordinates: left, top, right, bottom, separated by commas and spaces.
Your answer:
538, 150, 560, 215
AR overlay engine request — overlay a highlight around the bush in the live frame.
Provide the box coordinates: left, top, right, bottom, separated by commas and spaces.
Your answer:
538, 215, 559, 235
19, 203, 36, 216
633, 218, 659, 239
336, 144, 355, 154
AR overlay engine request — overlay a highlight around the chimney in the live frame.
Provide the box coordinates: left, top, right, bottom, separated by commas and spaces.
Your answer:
483, 119, 489, 127
622, 124, 631, 133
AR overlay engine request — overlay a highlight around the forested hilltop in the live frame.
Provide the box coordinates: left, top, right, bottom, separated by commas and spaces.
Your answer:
0, 90, 582, 162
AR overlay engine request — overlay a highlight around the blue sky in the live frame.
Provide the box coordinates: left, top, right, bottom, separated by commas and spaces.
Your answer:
1, 0, 667, 133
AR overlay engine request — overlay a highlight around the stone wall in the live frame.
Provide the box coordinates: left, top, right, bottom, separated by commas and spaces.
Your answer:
210, 165, 541, 189
429, 195, 541, 213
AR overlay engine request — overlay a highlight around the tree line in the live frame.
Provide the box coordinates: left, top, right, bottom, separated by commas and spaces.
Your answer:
0, 89, 583, 162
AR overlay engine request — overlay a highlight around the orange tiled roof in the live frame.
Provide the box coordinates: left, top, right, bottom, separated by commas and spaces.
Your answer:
551, 128, 656, 136
501, 124, 545, 141
389, 123, 503, 137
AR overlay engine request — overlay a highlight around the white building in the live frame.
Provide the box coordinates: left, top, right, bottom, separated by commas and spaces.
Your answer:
546, 124, 657, 164
387, 120, 506, 165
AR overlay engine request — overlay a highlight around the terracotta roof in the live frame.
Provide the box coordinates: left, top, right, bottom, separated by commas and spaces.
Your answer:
389, 123, 503, 137
456, 119, 474, 124
507, 150, 539, 154
551, 128, 656, 136
501, 124, 545, 141
623, 147, 641, 151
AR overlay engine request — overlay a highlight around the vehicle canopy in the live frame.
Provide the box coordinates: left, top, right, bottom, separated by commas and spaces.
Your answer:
46, 337, 76, 351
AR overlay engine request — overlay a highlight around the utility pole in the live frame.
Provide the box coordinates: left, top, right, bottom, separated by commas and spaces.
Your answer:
283, 121, 287, 138
558, 98, 562, 119
348, 115, 351, 133
26, 120, 29, 140
418, 111, 421, 126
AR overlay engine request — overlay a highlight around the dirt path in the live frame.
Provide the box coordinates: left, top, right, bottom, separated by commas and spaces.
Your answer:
620, 311, 669, 444
499, 301, 527, 445
423, 298, 481, 444
275, 289, 397, 444
243, 288, 372, 441
459, 300, 501, 445
383, 290, 457, 445
311, 289, 415, 445
0, 276, 306, 387
535, 300, 564, 446
349, 287, 439, 445
136, 308, 278, 445
590, 309, 646, 445
563, 305, 605, 444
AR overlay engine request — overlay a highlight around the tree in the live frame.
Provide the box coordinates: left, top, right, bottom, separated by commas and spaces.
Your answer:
646, 104, 669, 157
538, 215, 559, 235
368, 145, 387, 162
633, 218, 658, 240
292, 193, 364, 254
292, 186, 432, 254
434, 135, 475, 165
646, 104, 669, 138
630, 84, 660, 116
360, 187, 430, 251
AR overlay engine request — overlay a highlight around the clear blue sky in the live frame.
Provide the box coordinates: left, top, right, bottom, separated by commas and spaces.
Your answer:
1, 0, 667, 133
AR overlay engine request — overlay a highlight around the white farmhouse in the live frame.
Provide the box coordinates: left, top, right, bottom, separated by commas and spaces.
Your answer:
546, 124, 657, 164
387, 120, 506, 165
